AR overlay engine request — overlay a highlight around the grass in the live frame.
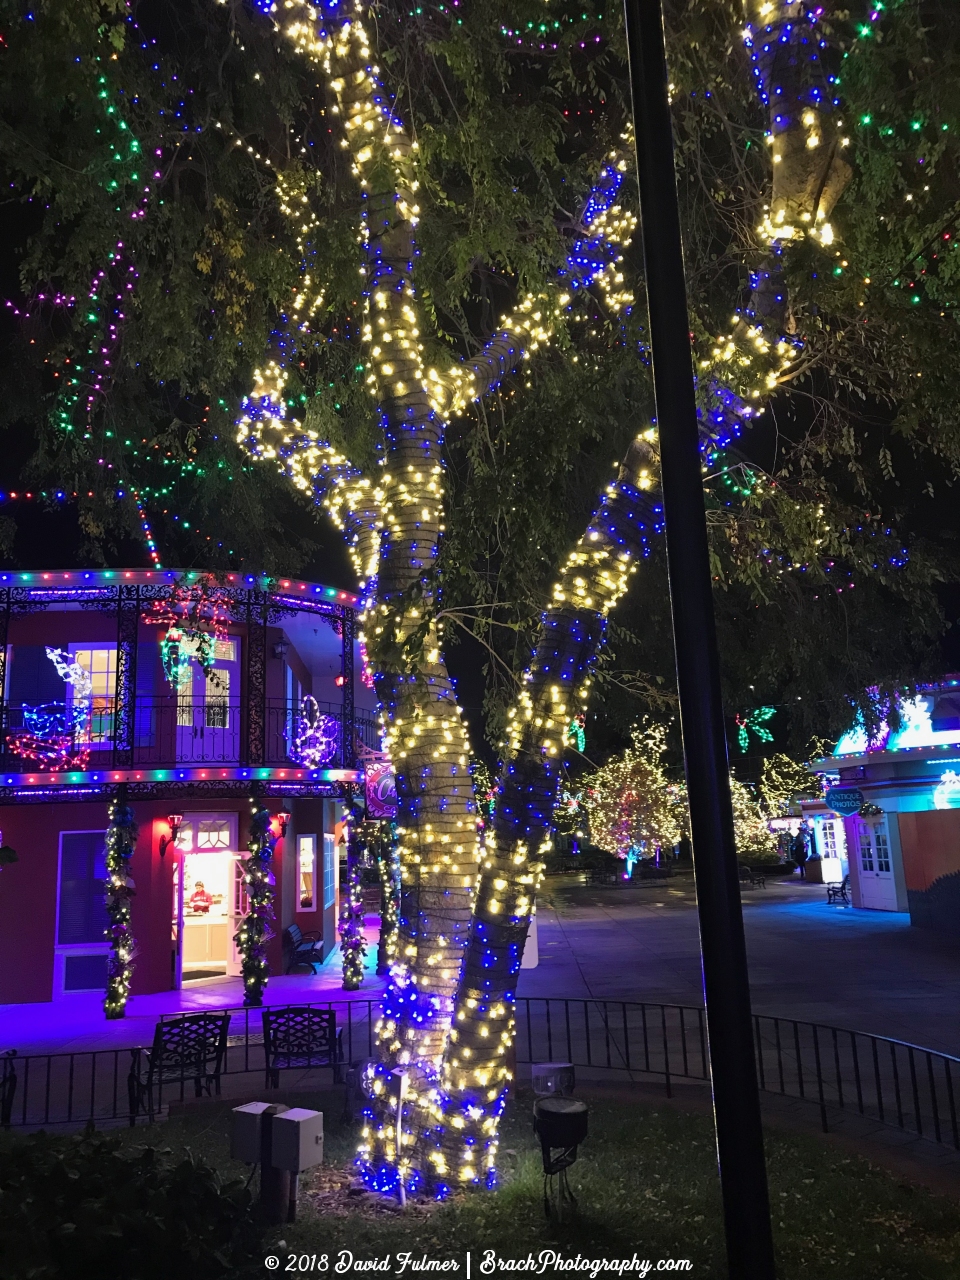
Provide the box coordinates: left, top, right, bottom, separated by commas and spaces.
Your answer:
94, 1083, 960, 1279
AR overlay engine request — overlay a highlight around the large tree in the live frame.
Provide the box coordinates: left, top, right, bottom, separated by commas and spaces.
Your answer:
4, 0, 960, 1188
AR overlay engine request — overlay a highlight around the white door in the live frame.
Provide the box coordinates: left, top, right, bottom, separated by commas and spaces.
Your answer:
856, 818, 898, 910
171, 815, 240, 985
176, 638, 240, 763
227, 853, 247, 977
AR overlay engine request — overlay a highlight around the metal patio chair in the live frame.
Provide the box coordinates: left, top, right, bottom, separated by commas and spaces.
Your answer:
826, 874, 850, 905
262, 1006, 343, 1088
128, 1010, 230, 1124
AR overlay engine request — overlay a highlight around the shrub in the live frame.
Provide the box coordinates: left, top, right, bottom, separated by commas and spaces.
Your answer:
0, 1128, 264, 1279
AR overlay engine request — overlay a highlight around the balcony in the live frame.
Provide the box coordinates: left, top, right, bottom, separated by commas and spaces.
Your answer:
1, 697, 379, 773
0, 570, 374, 797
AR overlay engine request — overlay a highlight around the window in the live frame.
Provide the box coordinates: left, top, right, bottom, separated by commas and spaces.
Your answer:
873, 825, 891, 874
177, 814, 236, 853
285, 663, 302, 755
859, 827, 875, 873
175, 637, 237, 728
70, 646, 117, 744
298, 834, 317, 911
821, 821, 838, 859
323, 833, 336, 909
58, 831, 109, 945
176, 662, 194, 728
204, 666, 230, 729
197, 819, 231, 850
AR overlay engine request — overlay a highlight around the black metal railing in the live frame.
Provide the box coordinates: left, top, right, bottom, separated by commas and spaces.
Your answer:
1, 698, 379, 772
2, 998, 958, 1151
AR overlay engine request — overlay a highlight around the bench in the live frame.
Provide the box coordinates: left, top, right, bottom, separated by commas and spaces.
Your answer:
827, 874, 850, 905
738, 865, 766, 889
262, 1006, 343, 1088
285, 923, 324, 974
128, 1011, 230, 1124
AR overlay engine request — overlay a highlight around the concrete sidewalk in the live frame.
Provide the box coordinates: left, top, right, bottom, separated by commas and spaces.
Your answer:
517, 873, 960, 1057
0, 917, 386, 1055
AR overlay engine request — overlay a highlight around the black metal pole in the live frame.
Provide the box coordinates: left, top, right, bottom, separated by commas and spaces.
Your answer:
620, 2, 776, 1276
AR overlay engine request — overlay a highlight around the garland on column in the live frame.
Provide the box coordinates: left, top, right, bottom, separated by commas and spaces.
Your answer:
104, 786, 137, 1020
375, 823, 400, 977
234, 803, 276, 1008
339, 803, 367, 991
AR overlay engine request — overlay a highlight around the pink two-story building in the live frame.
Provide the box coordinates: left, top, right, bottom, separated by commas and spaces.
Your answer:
0, 569, 378, 1004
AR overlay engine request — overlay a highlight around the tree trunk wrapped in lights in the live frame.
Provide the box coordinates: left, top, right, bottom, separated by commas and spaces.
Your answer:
103, 785, 137, 1020
339, 803, 368, 990
433, 439, 659, 1186
234, 804, 276, 1008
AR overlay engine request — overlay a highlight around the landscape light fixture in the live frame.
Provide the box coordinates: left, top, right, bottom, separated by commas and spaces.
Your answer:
533, 1095, 588, 1222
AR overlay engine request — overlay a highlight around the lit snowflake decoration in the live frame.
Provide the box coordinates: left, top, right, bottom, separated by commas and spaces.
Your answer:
291, 694, 340, 767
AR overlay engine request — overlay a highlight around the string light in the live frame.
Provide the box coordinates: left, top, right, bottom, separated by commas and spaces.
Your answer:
234, 804, 277, 1008
5, 648, 94, 769
291, 695, 341, 767
104, 788, 138, 1019
339, 806, 368, 990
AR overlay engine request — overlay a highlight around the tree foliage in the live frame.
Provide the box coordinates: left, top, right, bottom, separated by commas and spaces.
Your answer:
584, 721, 687, 858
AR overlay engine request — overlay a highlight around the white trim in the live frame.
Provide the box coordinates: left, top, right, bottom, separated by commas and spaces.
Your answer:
54, 829, 110, 998
297, 833, 318, 912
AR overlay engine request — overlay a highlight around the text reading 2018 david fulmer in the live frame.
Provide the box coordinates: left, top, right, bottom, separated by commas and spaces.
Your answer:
265, 1252, 694, 1276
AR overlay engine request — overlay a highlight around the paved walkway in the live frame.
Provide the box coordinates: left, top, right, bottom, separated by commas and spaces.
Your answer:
7, 878, 960, 1061
518, 873, 960, 1057
0, 916, 387, 1055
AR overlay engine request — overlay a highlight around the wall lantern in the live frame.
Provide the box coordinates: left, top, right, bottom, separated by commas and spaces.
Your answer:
159, 813, 183, 858
274, 812, 290, 839
272, 640, 290, 660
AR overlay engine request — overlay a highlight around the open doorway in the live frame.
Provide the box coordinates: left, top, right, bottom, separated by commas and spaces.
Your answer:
171, 814, 244, 986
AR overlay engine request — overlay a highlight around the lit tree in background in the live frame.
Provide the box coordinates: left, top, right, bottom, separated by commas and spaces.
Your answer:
5, 0, 960, 1189
759, 751, 824, 817
729, 776, 779, 861
584, 722, 686, 861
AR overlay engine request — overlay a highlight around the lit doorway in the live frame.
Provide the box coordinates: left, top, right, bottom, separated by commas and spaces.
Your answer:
171, 814, 244, 986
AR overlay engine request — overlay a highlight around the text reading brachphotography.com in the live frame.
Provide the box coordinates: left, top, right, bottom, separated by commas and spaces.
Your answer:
262, 1252, 695, 1276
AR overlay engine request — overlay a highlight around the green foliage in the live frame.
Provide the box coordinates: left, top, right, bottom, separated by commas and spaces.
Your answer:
0, 1127, 264, 1280
584, 722, 687, 858
760, 752, 825, 815
729, 775, 779, 860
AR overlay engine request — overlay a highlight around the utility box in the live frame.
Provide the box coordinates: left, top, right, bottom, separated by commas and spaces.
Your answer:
271, 1107, 324, 1173
231, 1101, 288, 1164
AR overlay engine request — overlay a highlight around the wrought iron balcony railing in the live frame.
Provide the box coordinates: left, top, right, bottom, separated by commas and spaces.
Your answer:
1, 698, 378, 772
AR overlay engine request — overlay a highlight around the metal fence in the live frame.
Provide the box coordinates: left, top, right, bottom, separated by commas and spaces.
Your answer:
3, 998, 959, 1151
